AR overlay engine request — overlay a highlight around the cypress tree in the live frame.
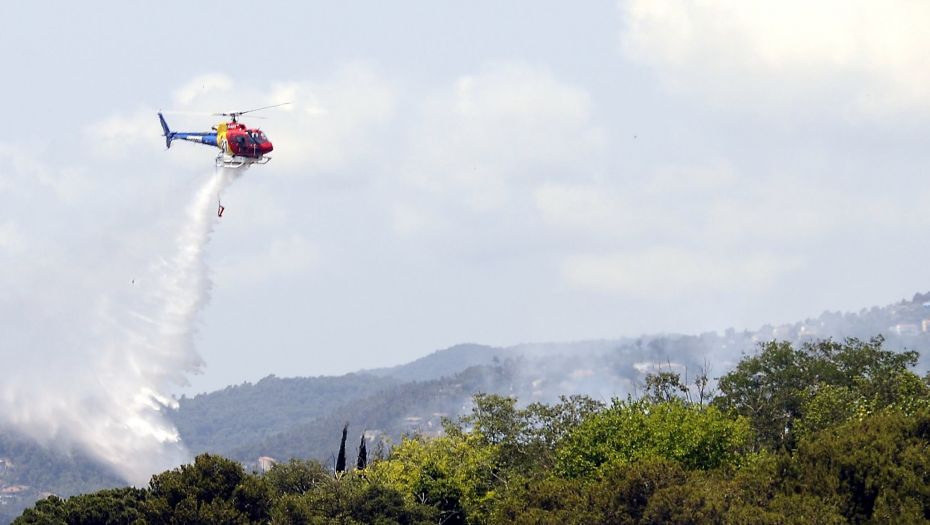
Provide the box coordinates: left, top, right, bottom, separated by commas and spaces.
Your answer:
335, 423, 348, 474
357, 433, 368, 470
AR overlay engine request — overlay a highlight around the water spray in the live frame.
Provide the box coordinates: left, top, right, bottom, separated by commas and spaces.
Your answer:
0, 167, 246, 484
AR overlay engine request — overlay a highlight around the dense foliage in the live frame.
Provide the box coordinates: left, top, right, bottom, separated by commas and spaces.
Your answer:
14, 337, 930, 524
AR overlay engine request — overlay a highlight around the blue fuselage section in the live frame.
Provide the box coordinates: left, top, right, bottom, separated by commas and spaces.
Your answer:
172, 132, 218, 148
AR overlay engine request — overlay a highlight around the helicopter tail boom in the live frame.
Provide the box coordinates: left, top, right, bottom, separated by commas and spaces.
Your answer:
157, 113, 219, 149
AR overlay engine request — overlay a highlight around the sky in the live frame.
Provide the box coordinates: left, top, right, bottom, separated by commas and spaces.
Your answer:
3, 0, 930, 401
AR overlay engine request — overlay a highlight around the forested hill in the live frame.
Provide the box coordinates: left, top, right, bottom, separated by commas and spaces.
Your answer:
0, 434, 121, 525
364, 343, 503, 382
225, 364, 515, 463
365, 291, 930, 383
169, 373, 398, 454
364, 341, 624, 382
169, 291, 930, 468
16, 337, 930, 524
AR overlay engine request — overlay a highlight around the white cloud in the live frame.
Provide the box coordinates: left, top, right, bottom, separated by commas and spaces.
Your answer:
85, 108, 166, 160
535, 157, 930, 256
534, 161, 744, 246
563, 247, 801, 297
390, 201, 442, 237
173, 74, 234, 106
389, 62, 606, 245
0, 222, 23, 252
264, 63, 395, 173
215, 233, 318, 287
534, 183, 643, 239
410, 63, 604, 193
0, 143, 90, 202
536, 161, 904, 298
620, 0, 930, 114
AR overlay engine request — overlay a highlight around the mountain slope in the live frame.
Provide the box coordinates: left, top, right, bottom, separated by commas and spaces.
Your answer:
170, 373, 398, 455
0, 432, 122, 524
173, 292, 930, 467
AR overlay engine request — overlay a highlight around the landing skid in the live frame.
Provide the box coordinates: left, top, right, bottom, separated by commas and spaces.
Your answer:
215, 154, 271, 169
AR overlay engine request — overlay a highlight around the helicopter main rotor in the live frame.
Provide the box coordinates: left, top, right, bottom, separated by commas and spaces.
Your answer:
214, 102, 291, 123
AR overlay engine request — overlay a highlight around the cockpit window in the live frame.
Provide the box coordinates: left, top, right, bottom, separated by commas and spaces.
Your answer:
250, 131, 268, 143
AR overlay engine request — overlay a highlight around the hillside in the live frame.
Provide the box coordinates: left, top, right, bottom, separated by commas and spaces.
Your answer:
5, 291, 930, 524
170, 292, 930, 468
169, 373, 398, 455
0, 433, 122, 524
227, 364, 516, 465
365, 343, 503, 382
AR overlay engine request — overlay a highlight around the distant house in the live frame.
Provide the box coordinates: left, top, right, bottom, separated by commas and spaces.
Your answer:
772, 324, 794, 338
798, 325, 819, 338
922, 319, 930, 333
257, 456, 276, 474
890, 323, 920, 336
403, 416, 422, 431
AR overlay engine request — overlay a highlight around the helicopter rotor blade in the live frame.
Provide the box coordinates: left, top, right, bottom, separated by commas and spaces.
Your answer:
211, 112, 266, 118
235, 102, 291, 116
160, 110, 216, 116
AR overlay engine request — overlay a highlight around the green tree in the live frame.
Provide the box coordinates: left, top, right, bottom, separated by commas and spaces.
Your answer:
412, 463, 465, 525
144, 453, 268, 524
273, 473, 436, 525
792, 409, 930, 523
591, 458, 688, 525
556, 399, 750, 478
489, 474, 600, 525
714, 337, 926, 451
264, 459, 330, 496
14, 488, 147, 525
642, 370, 689, 403
714, 340, 813, 450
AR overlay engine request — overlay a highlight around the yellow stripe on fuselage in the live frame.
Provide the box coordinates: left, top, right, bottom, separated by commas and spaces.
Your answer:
216, 122, 229, 154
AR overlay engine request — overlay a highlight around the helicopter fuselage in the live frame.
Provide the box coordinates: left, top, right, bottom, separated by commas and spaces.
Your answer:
158, 113, 274, 168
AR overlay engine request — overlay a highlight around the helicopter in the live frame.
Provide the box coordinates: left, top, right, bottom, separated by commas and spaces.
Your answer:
157, 103, 288, 169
